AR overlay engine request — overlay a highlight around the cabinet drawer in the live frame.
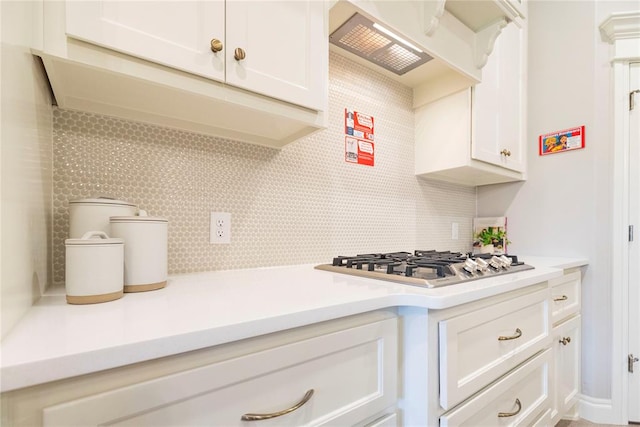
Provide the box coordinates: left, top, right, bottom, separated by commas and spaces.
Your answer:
43, 318, 397, 426
364, 412, 398, 427
550, 271, 581, 325
439, 289, 549, 409
440, 349, 551, 427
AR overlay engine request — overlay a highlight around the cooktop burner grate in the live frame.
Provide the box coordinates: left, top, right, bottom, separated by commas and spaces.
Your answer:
315, 250, 534, 288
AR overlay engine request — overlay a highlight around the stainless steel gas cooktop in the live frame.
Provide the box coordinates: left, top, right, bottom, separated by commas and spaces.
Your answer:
314, 250, 534, 288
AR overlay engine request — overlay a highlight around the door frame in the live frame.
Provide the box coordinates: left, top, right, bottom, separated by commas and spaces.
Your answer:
600, 11, 640, 425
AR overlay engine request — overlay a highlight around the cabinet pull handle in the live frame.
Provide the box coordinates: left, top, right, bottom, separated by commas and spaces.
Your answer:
498, 328, 522, 341
500, 149, 512, 156
554, 295, 569, 302
240, 389, 314, 421
498, 398, 522, 418
559, 336, 572, 346
234, 47, 246, 61
210, 38, 223, 53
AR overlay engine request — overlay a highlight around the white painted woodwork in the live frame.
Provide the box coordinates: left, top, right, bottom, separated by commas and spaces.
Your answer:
549, 271, 581, 326
601, 11, 640, 424
414, 17, 527, 187
532, 409, 552, 426
43, 317, 397, 426
438, 288, 549, 409
364, 412, 398, 427
445, 0, 525, 33
551, 314, 581, 426
36, 0, 327, 149
225, 0, 325, 110
65, 1, 225, 82
628, 60, 640, 424
439, 349, 551, 427
472, 19, 526, 172
329, 0, 526, 100
415, 88, 523, 186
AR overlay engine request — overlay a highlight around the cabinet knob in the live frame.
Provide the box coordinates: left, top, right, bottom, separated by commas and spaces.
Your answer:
500, 149, 512, 157
559, 336, 572, 346
234, 47, 246, 61
210, 38, 223, 53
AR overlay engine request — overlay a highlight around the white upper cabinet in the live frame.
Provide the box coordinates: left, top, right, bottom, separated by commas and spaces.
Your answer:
472, 20, 526, 173
414, 14, 527, 187
65, 2, 226, 83
225, 1, 325, 110
36, 0, 328, 148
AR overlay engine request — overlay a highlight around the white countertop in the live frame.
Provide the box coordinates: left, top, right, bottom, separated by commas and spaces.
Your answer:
0, 256, 587, 393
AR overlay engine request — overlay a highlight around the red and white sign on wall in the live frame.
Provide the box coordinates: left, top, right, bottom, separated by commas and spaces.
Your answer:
344, 109, 374, 166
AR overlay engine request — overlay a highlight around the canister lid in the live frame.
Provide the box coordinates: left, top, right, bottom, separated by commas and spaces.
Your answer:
65, 231, 124, 246
69, 197, 136, 207
110, 216, 168, 223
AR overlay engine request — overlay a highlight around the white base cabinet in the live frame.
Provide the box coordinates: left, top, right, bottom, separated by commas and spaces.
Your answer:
35, 0, 327, 148
2, 311, 397, 427
399, 271, 582, 426
440, 349, 552, 427
549, 271, 582, 425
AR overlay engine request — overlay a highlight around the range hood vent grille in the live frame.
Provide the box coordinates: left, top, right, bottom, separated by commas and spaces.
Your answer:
329, 13, 432, 76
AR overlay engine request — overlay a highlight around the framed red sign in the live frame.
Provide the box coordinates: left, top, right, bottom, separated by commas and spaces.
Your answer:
539, 126, 585, 155
344, 109, 375, 166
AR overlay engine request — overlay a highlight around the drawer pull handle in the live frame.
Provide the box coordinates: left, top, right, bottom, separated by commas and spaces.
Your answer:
554, 295, 569, 302
498, 398, 522, 418
241, 389, 314, 421
498, 328, 522, 341
559, 336, 572, 345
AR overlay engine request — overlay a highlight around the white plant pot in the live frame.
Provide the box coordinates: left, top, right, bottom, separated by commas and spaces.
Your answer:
479, 244, 494, 254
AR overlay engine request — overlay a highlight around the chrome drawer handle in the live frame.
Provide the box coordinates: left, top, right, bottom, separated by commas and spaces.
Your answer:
498, 398, 522, 418
498, 328, 522, 341
241, 389, 314, 421
554, 295, 569, 302
559, 336, 572, 346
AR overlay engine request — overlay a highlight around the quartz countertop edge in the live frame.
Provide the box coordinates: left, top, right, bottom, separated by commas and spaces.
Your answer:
0, 256, 588, 393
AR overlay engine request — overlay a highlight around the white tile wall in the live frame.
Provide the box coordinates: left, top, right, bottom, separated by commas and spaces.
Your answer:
52, 52, 476, 285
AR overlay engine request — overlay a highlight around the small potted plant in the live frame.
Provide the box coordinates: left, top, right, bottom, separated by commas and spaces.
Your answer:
474, 227, 509, 254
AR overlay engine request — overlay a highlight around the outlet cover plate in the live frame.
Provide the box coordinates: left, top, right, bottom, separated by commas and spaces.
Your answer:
210, 212, 231, 244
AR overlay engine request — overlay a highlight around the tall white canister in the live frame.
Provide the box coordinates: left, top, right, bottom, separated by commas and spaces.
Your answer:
65, 231, 124, 304
110, 215, 168, 292
68, 197, 138, 238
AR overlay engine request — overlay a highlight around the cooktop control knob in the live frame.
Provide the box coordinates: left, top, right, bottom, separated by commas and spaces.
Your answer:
463, 258, 478, 274
476, 258, 489, 272
499, 255, 513, 268
490, 256, 505, 269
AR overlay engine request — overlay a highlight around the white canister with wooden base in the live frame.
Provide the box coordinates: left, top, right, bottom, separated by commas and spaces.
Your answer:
110, 215, 168, 292
65, 231, 124, 304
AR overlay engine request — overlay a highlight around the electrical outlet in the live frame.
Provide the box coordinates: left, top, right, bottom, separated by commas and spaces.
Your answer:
451, 222, 459, 240
210, 212, 231, 244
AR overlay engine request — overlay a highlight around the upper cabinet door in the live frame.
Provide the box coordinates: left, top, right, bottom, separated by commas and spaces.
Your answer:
65, 1, 225, 82
472, 20, 526, 173
225, 0, 326, 110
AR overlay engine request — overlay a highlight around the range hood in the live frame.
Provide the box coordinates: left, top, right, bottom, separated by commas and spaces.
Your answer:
329, 0, 524, 107
330, 12, 434, 76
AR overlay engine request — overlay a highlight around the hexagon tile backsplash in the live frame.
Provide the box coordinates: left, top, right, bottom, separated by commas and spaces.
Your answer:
52, 52, 476, 286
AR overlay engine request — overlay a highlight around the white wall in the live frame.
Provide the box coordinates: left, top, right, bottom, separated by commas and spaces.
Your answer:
478, 0, 637, 403
0, 1, 53, 339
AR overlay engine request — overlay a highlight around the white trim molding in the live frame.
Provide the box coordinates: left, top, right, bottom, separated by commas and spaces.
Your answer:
596, 10, 640, 427
600, 12, 640, 61
579, 395, 615, 425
